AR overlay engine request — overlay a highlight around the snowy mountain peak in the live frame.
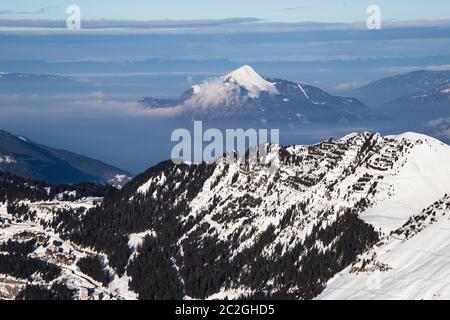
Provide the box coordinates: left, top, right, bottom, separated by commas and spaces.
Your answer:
222, 65, 278, 98
139, 66, 378, 124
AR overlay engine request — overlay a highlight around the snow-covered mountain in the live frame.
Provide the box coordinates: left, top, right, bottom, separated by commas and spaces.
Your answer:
1, 131, 449, 300
220, 64, 279, 98
319, 193, 450, 300
0, 130, 131, 186
139, 65, 379, 125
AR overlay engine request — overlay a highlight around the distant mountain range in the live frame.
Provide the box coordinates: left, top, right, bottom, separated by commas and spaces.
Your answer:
139, 65, 380, 126
378, 84, 450, 121
0, 72, 91, 94
351, 70, 450, 107
349, 70, 450, 125
0, 130, 131, 186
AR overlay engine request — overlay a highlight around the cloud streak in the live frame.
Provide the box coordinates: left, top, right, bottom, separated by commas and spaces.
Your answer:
0, 17, 261, 29
0, 92, 186, 119
1, 18, 450, 35
0, 7, 58, 15
282, 6, 311, 11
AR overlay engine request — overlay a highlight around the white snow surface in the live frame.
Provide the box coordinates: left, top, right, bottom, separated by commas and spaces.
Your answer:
0, 155, 16, 164
361, 132, 450, 233
222, 65, 279, 98
318, 194, 450, 300
108, 174, 132, 189
317, 132, 450, 300
297, 84, 309, 99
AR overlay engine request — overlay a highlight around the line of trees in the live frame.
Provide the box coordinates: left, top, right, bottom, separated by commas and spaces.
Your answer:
16, 283, 73, 300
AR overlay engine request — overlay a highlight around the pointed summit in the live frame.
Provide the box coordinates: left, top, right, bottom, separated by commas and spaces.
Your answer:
222, 65, 278, 98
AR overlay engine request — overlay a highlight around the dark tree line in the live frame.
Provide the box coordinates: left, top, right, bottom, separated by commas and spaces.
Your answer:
127, 236, 183, 300
52, 161, 215, 277
0, 171, 113, 203
235, 211, 379, 299
0, 254, 61, 281
77, 256, 110, 286
0, 239, 36, 256
7, 203, 36, 221
16, 283, 73, 300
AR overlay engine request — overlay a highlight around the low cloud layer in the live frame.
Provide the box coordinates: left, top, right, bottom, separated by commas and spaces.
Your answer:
1, 18, 450, 35
0, 92, 179, 119
182, 79, 241, 112
0, 84, 239, 121
0, 17, 261, 32
428, 117, 450, 139
138, 77, 245, 117
0, 7, 58, 15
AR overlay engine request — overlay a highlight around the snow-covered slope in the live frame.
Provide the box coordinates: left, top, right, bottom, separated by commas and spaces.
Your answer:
359, 132, 450, 233
146, 131, 450, 300
318, 194, 450, 300
99, 131, 450, 299
2, 131, 449, 300
316, 133, 450, 300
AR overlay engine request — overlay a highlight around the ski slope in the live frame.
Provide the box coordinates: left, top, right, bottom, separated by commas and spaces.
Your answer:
319, 133, 450, 300
319, 195, 450, 300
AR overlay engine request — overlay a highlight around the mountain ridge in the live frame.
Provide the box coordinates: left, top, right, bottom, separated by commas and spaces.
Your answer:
351, 69, 450, 107
0, 129, 131, 186
1, 131, 449, 300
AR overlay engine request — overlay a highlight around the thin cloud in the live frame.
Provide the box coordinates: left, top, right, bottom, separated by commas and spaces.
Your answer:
0, 17, 261, 28
384, 65, 450, 74
0, 92, 185, 119
132, 78, 243, 118
427, 117, 450, 139
0, 7, 59, 15
1, 18, 450, 35
283, 6, 311, 11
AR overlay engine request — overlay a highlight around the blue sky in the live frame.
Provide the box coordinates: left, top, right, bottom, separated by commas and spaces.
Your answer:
1, 1, 450, 172
1, 0, 449, 22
